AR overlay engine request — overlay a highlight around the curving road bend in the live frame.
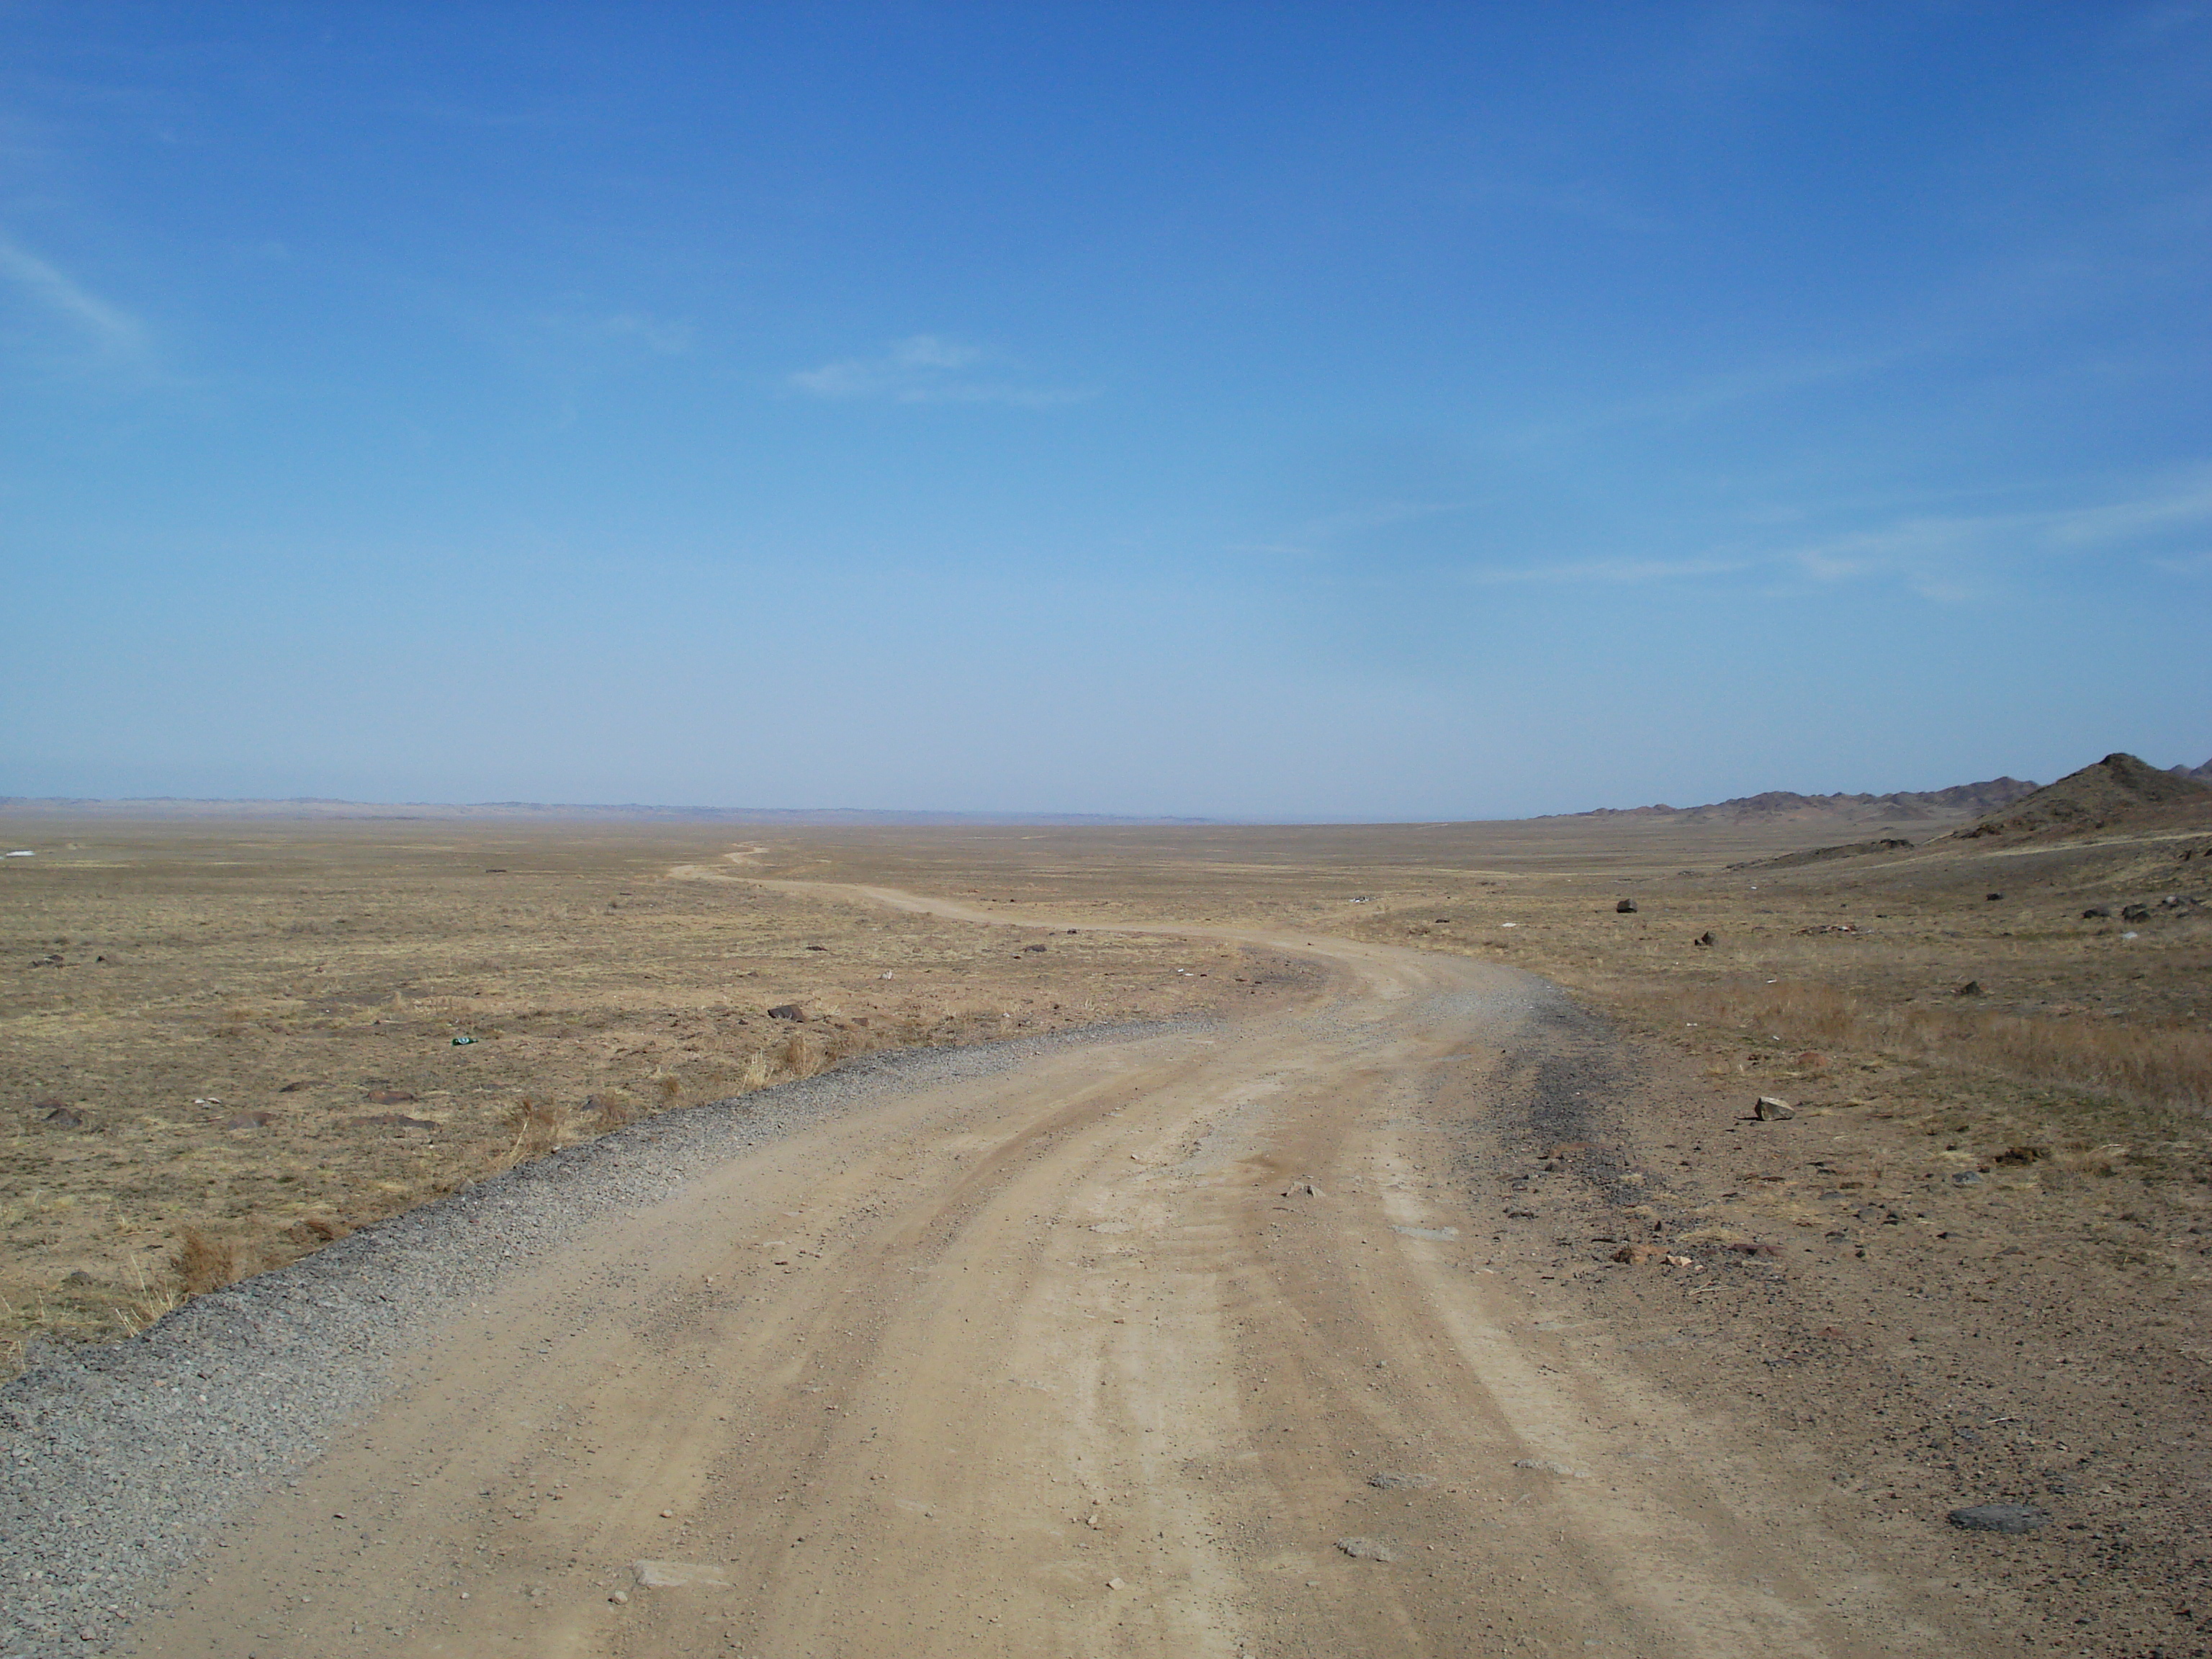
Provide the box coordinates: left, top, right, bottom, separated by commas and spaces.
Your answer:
127, 883, 1924, 1658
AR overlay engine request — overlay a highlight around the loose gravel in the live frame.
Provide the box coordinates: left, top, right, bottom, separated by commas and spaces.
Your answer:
0, 1022, 1190, 1659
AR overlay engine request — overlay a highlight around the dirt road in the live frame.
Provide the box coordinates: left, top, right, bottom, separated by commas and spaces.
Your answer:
127, 886, 1941, 1658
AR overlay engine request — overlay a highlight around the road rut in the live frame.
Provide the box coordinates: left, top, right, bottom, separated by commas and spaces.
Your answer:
125, 886, 1930, 1657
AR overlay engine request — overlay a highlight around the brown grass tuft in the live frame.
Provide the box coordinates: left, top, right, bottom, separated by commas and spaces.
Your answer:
115, 1256, 181, 1337
173, 1227, 247, 1295
776, 1028, 821, 1079
502, 1095, 562, 1165
590, 1092, 637, 1133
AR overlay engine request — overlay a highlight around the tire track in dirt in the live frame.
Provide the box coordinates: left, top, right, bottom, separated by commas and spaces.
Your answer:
122, 879, 1956, 1658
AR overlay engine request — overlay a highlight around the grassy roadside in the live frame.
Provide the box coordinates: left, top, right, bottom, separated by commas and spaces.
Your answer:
0, 822, 1257, 1372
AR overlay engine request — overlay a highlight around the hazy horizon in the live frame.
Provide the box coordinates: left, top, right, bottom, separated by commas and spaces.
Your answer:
4, 5, 2208, 818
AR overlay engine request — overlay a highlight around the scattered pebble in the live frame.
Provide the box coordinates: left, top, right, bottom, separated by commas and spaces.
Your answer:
1513, 1458, 1588, 1479
632, 1560, 729, 1588
1336, 1537, 1395, 1562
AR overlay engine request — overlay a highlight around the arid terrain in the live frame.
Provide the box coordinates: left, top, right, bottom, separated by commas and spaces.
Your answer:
4, 765, 2211, 1657
0, 823, 1277, 1362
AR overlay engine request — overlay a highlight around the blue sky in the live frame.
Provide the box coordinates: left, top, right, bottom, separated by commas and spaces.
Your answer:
2, 2, 2208, 819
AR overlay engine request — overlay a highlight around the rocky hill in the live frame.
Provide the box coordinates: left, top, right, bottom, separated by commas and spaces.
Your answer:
1963, 752, 2212, 838
1563, 776, 2038, 827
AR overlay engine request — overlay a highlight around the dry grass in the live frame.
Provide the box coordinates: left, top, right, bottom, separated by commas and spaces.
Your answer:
501, 1096, 563, 1166
1617, 976, 2212, 1115
0, 819, 1247, 1369
116, 1256, 181, 1338
589, 1092, 638, 1133
172, 1227, 248, 1296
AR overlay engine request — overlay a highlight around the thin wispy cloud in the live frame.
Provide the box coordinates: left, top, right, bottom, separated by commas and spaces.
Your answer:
594, 311, 693, 355
1465, 554, 1753, 586
1784, 469, 2212, 593
0, 237, 145, 357
1451, 469, 2212, 598
1228, 499, 1468, 559
788, 335, 1087, 407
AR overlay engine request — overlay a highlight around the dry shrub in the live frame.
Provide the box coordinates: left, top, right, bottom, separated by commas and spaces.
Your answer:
502, 1095, 562, 1164
590, 1092, 637, 1133
654, 1071, 682, 1103
777, 1028, 821, 1079
1630, 978, 2212, 1114
173, 1227, 246, 1295
738, 1051, 774, 1092
819, 1024, 876, 1066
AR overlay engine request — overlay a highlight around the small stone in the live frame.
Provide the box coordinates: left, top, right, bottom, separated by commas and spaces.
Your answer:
1614, 899, 1638, 914
1954, 980, 1983, 997
1693, 930, 1717, 947
767, 1003, 806, 1022
1513, 1458, 1588, 1479
1611, 1243, 1667, 1265
1753, 1096, 1795, 1120
40, 1105, 86, 1128
1107, 1577, 1125, 1590
2081, 906, 2111, 920
1951, 1171, 1983, 1185
632, 1560, 729, 1588
222, 1110, 275, 1129
1948, 1503, 2049, 1534
2121, 904, 2151, 923
1336, 1537, 1395, 1562
1367, 1472, 1434, 1490
608, 1589, 629, 1604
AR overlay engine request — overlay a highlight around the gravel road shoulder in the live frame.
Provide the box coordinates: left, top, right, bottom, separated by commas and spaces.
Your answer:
0, 1020, 1192, 1659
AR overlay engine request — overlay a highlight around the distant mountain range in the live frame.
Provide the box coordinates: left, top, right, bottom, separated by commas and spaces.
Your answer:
1560, 755, 2212, 827
1557, 776, 2042, 827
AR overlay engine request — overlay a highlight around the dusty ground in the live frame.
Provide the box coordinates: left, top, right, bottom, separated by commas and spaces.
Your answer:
6, 809, 2211, 1655
0, 824, 1273, 1364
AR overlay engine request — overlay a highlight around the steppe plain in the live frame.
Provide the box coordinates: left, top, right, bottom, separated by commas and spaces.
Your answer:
4, 788, 2211, 1657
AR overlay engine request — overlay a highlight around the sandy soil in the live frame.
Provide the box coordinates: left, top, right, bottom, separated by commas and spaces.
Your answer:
123, 884, 1982, 1659
8, 813, 2210, 1654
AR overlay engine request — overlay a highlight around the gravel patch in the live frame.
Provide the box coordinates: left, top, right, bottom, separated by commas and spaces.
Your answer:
0, 1020, 1191, 1658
